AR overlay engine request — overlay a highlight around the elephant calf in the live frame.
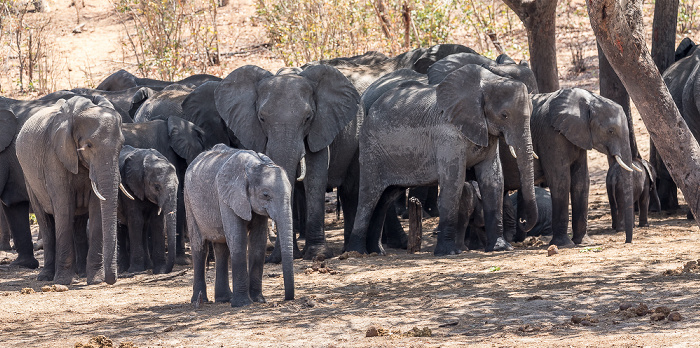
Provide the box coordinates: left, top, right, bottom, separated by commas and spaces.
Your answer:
117, 146, 178, 274
606, 158, 660, 231
185, 145, 294, 307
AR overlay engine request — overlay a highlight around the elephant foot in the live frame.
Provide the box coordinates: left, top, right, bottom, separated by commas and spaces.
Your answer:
55, 273, 76, 285
385, 233, 408, 250
302, 243, 334, 261
152, 265, 169, 275
128, 264, 147, 274
0, 241, 11, 251
37, 269, 54, 281
434, 240, 462, 256
10, 255, 39, 269
214, 293, 232, 303
230, 295, 253, 308
366, 241, 386, 255
251, 293, 266, 303
550, 234, 575, 247
639, 222, 649, 228
176, 254, 191, 266
484, 237, 513, 252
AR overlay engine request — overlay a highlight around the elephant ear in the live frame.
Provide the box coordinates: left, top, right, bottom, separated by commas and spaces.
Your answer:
129, 87, 154, 118
51, 106, 79, 175
215, 65, 273, 153
495, 54, 517, 64
436, 65, 489, 147
119, 145, 146, 200
167, 116, 206, 164
641, 159, 655, 184
0, 109, 18, 152
89, 95, 115, 109
299, 64, 360, 153
469, 180, 482, 201
216, 151, 253, 221
549, 88, 593, 150
427, 53, 494, 85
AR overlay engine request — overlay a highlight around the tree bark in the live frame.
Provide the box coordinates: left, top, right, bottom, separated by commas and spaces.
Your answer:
588, 0, 700, 225
407, 197, 422, 254
649, 0, 679, 210
502, 0, 560, 92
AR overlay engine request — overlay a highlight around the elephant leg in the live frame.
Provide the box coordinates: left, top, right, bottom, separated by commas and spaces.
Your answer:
346, 178, 386, 254
5, 202, 39, 268
150, 211, 167, 274
73, 214, 89, 277
394, 190, 407, 218
0, 209, 11, 251
472, 155, 509, 253
382, 204, 407, 250
301, 149, 332, 261
175, 184, 190, 266
223, 208, 253, 307
35, 209, 56, 281
213, 242, 232, 303
117, 224, 129, 273
607, 178, 619, 230
338, 184, 358, 251
424, 186, 440, 217
366, 188, 403, 254
570, 159, 589, 244
54, 205, 77, 285
248, 215, 268, 303
189, 219, 209, 303
127, 211, 147, 273
639, 187, 650, 227
293, 185, 306, 240
548, 170, 575, 247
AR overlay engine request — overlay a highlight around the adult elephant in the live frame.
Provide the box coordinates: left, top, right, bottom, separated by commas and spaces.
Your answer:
97, 69, 220, 91
17, 96, 125, 285
214, 65, 359, 260
132, 84, 193, 123
0, 94, 81, 269
346, 64, 538, 255
654, 45, 700, 211
118, 146, 178, 274
66, 86, 155, 123
500, 88, 636, 245
122, 116, 206, 263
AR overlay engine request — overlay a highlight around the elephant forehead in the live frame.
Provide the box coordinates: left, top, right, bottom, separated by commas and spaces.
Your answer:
257, 76, 314, 107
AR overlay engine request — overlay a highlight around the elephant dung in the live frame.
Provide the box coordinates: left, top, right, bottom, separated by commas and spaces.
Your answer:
668, 311, 683, 321
20, 288, 35, 294
547, 245, 559, 257
365, 326, 389, 337
41, 284, 69, 292
650, 312, 666, 321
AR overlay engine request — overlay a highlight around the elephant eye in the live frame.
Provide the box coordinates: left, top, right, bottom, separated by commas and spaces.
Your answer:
501, 113, 508, 119
154, 184, 161, 191
261, 190, 271, 200
608, 128, 615, 134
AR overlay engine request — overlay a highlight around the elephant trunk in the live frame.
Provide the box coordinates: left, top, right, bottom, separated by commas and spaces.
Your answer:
270, 200, 294, 301
510, 130, 538, 233
93, 163, 120, 285
161, 192, 177, 273
265, 133, 306, 193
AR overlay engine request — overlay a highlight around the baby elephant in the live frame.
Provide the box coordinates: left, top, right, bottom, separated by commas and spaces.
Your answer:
606, 158, 660, 230
118, 145, 178, 274
185, 145, 294, 307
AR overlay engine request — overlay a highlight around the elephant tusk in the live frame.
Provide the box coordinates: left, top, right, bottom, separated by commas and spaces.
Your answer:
632, 163, 644, 172
509, 145, 517, 159
615, 155, 634, 172
297, 155, 306, 182
327, 147, 331, 170
157, 207, 162, 216
532, 151, 539, 160
92, 181, 106, 201
120, 183, 135, 200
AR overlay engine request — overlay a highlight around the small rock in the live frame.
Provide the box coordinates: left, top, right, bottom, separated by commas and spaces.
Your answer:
635, 303, 649, 316
667, 311, 682, 321
41, 285, 54, 292
650, 312, 666, 321
619, 302, 635, 311
547, 245, 559, 256
52, 284, 69, 292
20, 288, 35, 295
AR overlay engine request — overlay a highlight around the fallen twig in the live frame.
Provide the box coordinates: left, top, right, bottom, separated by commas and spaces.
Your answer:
141, 269, 187, 283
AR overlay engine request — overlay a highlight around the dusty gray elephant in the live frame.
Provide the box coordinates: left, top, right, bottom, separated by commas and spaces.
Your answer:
117, 146, 178, 274
17, 96, 125, 284
97, 69, 220, 91
214, 64, 359, 260
347, 64, 538, 255
185, 145, 294, 307
63, 86, 155, 123
499, 88, 637, 245
132, 84, 193, 123
606, 158, 659, 231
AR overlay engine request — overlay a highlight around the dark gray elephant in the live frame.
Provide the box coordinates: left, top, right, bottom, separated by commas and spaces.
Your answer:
179, 81, 239, 149
97, 69, 220, 91
503, 187, 553, 242
214, 64, 359, 260
132, 84, 193, 123
499, 88, 637, 245
454, 181, 485, 251
122, 116, 206, 264
607, 158, 659, 231
117, 146, 178, 274
185, 145, 294, 307
63, 86, 155, 123
17, 96, 125, 284
0, 94, 81, 269
347, 64, 538, 255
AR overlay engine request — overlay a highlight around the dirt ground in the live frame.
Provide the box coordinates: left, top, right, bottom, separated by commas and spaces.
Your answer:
1, 1, 700, 347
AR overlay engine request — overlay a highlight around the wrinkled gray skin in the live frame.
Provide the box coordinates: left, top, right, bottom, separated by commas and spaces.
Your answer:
454, 181, 485, 251
179, 81, 240, 149
503, 187, 553, 242
607, 158, 660, 231
185, 146, 294, 307
62, 86, 156, 123
96, 69, 221, 91
500, 88, 636, 245
132, 84, 193, 123
214, 65, 359, 261
17, 96, 124, 285
117, 146, 178, 274
0, 93, 90, 269
347, 65, 538, 255
122, 115, 206, 264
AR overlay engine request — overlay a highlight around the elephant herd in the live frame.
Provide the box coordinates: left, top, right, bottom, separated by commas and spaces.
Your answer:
1, 40, 696, 307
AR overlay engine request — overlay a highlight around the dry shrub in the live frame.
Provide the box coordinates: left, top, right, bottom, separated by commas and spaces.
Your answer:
112, 0, 221, 81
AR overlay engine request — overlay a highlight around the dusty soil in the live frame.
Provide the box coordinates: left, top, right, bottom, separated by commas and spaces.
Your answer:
1, 1, 700, 347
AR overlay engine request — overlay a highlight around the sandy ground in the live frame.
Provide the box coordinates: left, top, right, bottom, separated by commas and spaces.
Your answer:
1, 1, 700, 347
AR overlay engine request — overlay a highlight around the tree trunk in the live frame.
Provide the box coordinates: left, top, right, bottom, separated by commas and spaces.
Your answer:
588, 0, 700, 226
649, 0, 679, 210
502, 0, 560, 92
